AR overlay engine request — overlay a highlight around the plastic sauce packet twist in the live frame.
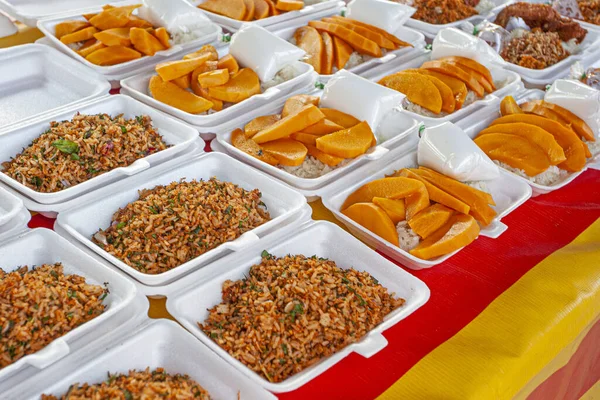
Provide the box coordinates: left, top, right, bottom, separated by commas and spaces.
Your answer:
431, 27, 506, 69
545, 79, 600, 138
418, 122, 499, 181
137, 0, 214, 42
229, 24, 306, 82
346, 0, 416, 34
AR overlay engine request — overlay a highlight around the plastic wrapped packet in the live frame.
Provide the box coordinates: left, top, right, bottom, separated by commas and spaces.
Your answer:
229, 24, 306, 82
418, 122, 500, 181
346, 0, 416, 33
552, 0, 584, 20
569, 62, 600, 89
137, 0, 214, 45
431, 27, 506, 70
545, 79, 600, 138
321, 70, 405, 139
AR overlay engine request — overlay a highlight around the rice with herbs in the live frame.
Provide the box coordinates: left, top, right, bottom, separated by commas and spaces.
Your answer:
0, 263, 107, 369
2, 113, 169, 193
92, 178, 270, 275
42, 367, 210, 400
199, 253, 405, 383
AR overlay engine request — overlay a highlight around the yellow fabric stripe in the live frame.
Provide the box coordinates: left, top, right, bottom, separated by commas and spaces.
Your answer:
580, 381, 600, 400
378, 218, 600, 400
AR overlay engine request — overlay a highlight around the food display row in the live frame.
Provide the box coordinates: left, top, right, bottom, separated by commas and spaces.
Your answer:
0, 0, 599, 397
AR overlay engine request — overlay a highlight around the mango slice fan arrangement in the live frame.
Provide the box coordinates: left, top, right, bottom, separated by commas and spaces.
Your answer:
474, 96, 599, 186
291, 16, 412, 74
231, 94, 377, 178
148, 45, 261, 114
55, 4, 173, 66
198, 0, 319, 21
341, 167, 498, 260
378, 56, 500, 117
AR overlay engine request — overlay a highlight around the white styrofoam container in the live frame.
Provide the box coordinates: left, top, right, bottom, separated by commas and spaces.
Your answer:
190, 0, 343, 32
55, 152, 308, 288
166, 220, 430, 392
5, 319, 276, 400
0, 185, 24, 228
0, 210, 148, 391
270, 10, 426, 83
120, 46, 317, 130
456, 89, 600, 196
320, 132, 532, 270
360, 50, 524, 126
0, 44, 110, 135
0, 94, 202, 206
37, 0, 222, 85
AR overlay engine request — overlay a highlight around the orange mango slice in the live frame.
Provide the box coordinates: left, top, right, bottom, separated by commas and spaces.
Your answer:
323, 17, 396, 50
86, 45, 141, 65
55, 20, 90, 39
276, 0, 303, 10
252, 105, 325, 144
208, 68, 261, 103
172, 74, 191, 90
490, 114, 586, 172
130, 27, 165, 56
540, 101, 595, 142
198, 69, 230, 88
372, 197, 406, 224
475, 133, 550, 177
198, 0, 247, 20
319, 108, 360, 128
217, 54, 240, 74
184, 45, 218, 61
421, 60, 485, 97
417, 167, 495, 206
253, 0, 270, 19
451, 62, 494, 93
342, 203, 400, 246
77, 40, 106, 58
190, 61, 218, 96
332, 16, 409, 48
290, 132, 319, 146
153, 27, 171, 49
410, 214, 479, 260
308, 20, 382, 58
93, 27, 131, 47
397, 169, 470, 215
408, 203, 454, 239
379, 72, 442, 114
478, 123, 566, 165
231, 129, 278, 165
342, 177, 426, 210
332, 36, 353, 70
294, 26, 324, 74
242, 0, 255, 20
264, 0, 280, 15
441, 56, 494, 87
410, 69, 468, 110
316, 121, 375, 158
156, 54, 212, 81
401, 71, 455, 113
149, 75, 213, 114
244, 115, 281, 138
282, 95, 320, 118
302, 119, 344, 135
261, 139, 308, 166
405, 184, 430, 220
125, 15, 153, 29
89, 5, 141, 30
321, 32, 334, 75
304, 143, 344, 167
500, 96, 523, 116
60, 26, 98, 45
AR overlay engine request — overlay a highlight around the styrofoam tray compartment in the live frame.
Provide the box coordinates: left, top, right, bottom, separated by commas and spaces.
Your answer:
320, 133, 532, 270
166, 220, 430, 392
0, 185, 23, 228
270, 13, 426, 82
55, 152, 308, 287
361, 50, 523, 125
120, 44, 317, 129
0, 94, 202, 206
0, 44, 110, 135
0, 228, 147, 389
7, 319, 276, 400
210, 88, 420, 194
457, 89, 600, 196
37, 0, 222, 84
190, 0, 343, 32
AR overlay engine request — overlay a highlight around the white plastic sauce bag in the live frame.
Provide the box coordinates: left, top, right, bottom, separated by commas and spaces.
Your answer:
431, 27, 506, 70
137, 0, 214, 39
229, 24, 306, 82
545, 79, 600, 138
321, 70, 405, 135
346, 0, 416, 34
418, 122, 500, 181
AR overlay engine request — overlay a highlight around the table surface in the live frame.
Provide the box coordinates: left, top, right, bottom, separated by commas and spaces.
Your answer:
6, 19, 600, 400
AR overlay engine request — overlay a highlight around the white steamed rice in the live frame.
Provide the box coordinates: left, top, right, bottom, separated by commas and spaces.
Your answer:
585, 139, 600, 156
281, 156, 351, 179
396, 221, 420, 251
261, 65, 299, 91
494, 160, 569, 186
466, 180, 490, 194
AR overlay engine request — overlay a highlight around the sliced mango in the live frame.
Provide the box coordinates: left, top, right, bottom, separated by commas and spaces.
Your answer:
60, 26, 98, 45
148, 75, 213, 114
342, 203, 399, 246
231, 129, 278, 165
410, 214, 479, 260
89, 5, 141, 30
341, 177, 426, 210
217, 54, 240, 74
244, 115, 281, 138
500, 96, 523, 116
379, 72, 442, 114
261, 139, 308, 166
208, 68, 261, 103
94, 27, 131, 47
184, 45, 218, 61
190, 61, 218, 96
198, 0, 247, 20
156, 54, 212, 81
172, 74, 191, 90
332, 36, 353, 70
302, 119, 344, 135
475, 133, 550, 177
294, 26, 324, 74
319, 108, 360, 128
411, 69, 468, 110
321, 32, 334, 75
55, 20, 90, 39
408, 203, 454, 239
405, 184, 430, 220
308, 21, 382, 58
125, 15, 153, 29
316, 121, 375, 158
154, 27, 171, 49
130, 27, 165, 56
252, 105, 325, 144
282, 95, 320, 118
290, 132, 319, 146
275, 0, 304, 11
77, 40, 106, 58
421, 60, 485, 97
198, 69, 230, 88
372, 197, 406, 224
322, 17, 396, 50
304, 143, 344, 167
86, 45, 141, 66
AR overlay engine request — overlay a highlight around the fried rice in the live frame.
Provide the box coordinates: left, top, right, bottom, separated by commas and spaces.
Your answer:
92, 178, 271, 275
412, 0, 479, 24
2, 113, 169, 193
199, 253, 405, 383
42, 367, 211, 400
500, 30, 569, 69
0, 263, 107, 369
